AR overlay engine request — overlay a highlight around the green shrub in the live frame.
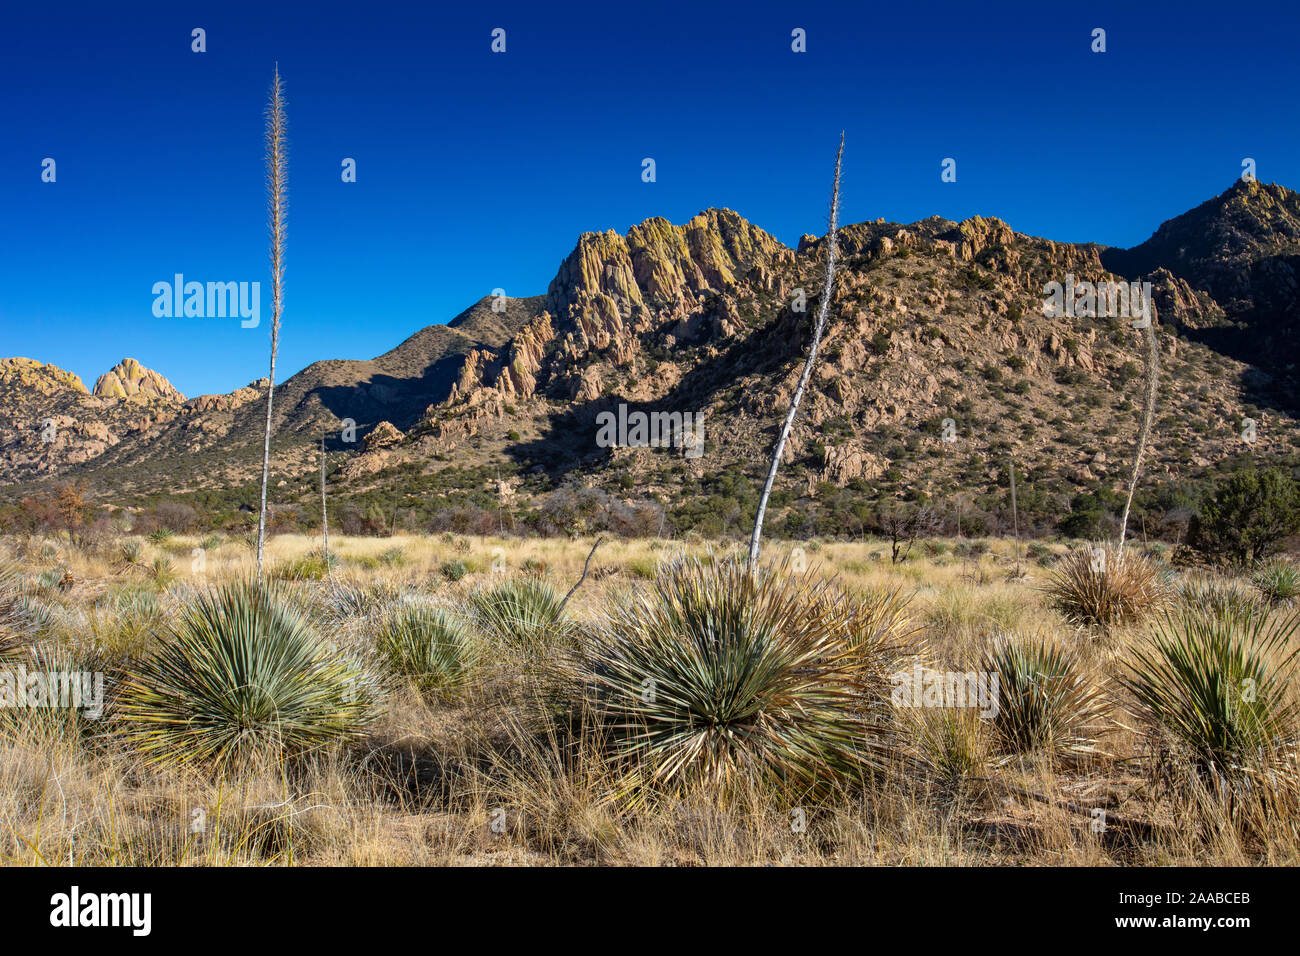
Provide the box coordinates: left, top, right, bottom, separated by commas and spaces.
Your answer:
1027, 541, 1055, 566
119, 581, 378, 767
375, 602, 476, 694
626, 556, 658, 579
275, 551, 334, 581
1187, 466, 1300, 569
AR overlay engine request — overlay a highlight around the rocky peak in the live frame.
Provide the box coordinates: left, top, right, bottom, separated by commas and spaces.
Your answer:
93, 358, 185, 403
546, 208, 788, 331
0, 357, 88, 395
1103, 181, 1300, 280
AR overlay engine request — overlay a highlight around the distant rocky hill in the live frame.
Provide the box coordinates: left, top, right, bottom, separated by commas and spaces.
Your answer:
93, 358, 186, 403
1102, 179, 1300, 378
2, 182, 1297, 538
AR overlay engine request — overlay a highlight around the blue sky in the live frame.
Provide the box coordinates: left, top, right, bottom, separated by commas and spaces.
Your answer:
3, 0, 1298, 398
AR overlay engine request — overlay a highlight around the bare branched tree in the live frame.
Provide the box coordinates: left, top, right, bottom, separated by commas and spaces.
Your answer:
557, 536, 605, 616
1117, 308, 1160, 551
878, 502, 939, 564
748, 132, 844, 569
255, 66, 287, 584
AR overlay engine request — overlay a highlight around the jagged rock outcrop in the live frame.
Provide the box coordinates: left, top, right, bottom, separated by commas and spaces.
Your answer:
1102, 179, 1300, 371
3, 184, 1298, 516
187, 378, 268, 413
0, 358, 88, 395
363, 421, 404, 451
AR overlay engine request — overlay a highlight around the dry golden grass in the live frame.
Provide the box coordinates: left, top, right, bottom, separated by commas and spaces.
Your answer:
1, 530, 1298, 866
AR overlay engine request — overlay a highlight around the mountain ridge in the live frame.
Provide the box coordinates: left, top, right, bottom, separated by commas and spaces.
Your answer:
3, 181, 1297, 540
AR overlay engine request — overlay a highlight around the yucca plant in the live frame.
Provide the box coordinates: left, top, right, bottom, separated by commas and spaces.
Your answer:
469, 576, 568, 654
1122, 605, 1300, 789
0, 640, 105, 739
981, 634, 1109, 760
842, 583, 915, 652
77, 587, 164, 662
318, 579, 401, 622
0, 563, 52, 657
440, 559, 468, 582
375, 602, 477, 694
572, 554, 906, 798
1252, 560, 1300, 607
1046, 544, 1169, 627
150, 555, 177, 587
119, 581, 377, 767
1180, 577, 1260, 618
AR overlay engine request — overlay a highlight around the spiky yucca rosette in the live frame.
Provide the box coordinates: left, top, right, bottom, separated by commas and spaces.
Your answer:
572, 554, 911, 798
469, 576, 570, 655
981, 634, 1110, 761
119, 581, 378, 768
1047, 544, 1170, 627
375, 601, 478, 695
1123, 604, 1300, 791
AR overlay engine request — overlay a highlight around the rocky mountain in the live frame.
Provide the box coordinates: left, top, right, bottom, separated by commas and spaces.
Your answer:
0, 357, 184, 479
3, 182, 1298, 539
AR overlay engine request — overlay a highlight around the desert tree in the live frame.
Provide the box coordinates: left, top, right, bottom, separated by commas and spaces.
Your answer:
878, 501, 939, 564
255, 66, 288, 583
748, 132, 844, 569
1117, 302, 1159, 551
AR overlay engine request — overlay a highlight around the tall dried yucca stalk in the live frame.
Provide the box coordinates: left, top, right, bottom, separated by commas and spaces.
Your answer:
749, 133, 844, 568
256, 66, 288, 584
320, 432, 329, 578
1118, 309, 1159, 551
